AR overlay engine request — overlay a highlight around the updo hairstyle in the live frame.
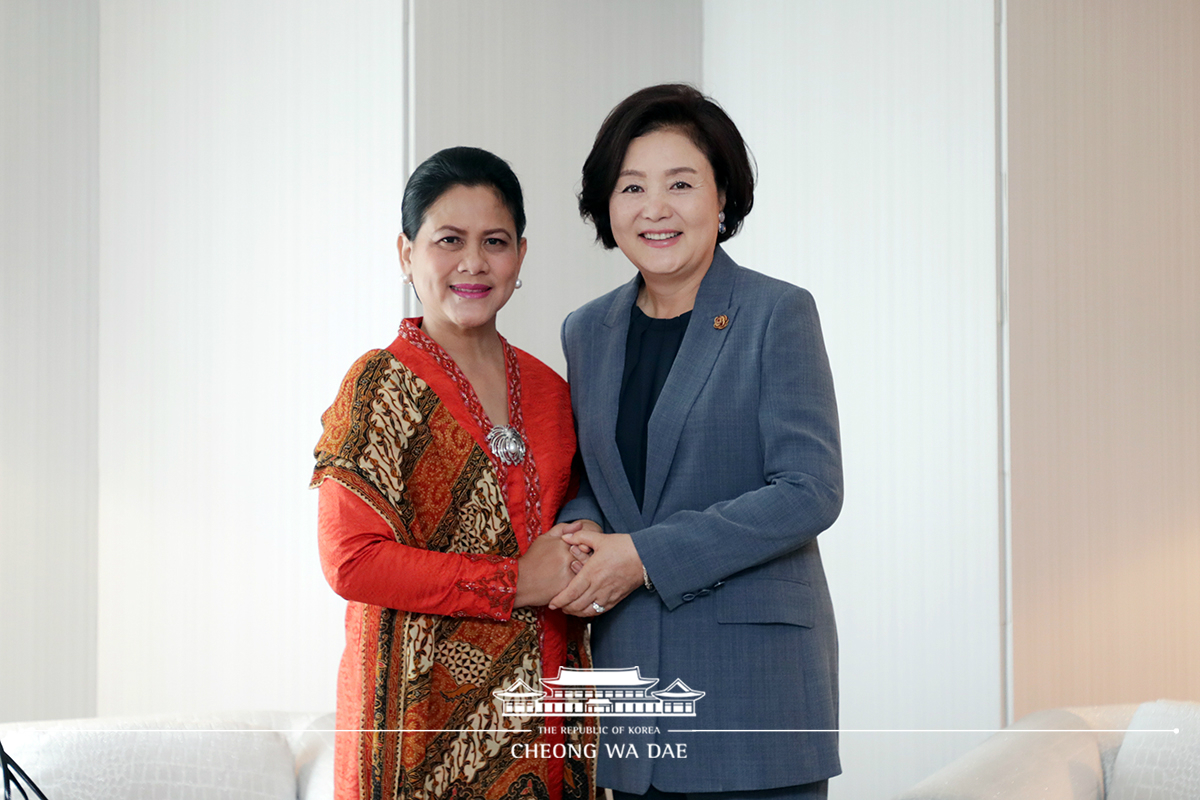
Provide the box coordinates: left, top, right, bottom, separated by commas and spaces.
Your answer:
401, 146, 526, 241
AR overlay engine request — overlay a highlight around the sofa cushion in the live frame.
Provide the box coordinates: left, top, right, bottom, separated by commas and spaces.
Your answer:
0, 714, 297, 800
1108, 700, 1200, 800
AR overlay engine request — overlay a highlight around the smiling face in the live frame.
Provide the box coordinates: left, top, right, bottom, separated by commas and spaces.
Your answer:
398, 183, 526, 339
608, 127, 725, 293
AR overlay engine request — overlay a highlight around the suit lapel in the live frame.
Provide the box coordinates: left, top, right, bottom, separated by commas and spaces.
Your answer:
583, 276, 644, 533
640, 248, 740, 523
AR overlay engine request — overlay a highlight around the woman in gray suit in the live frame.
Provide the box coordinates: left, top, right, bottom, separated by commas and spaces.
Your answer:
550, 84, 843, 800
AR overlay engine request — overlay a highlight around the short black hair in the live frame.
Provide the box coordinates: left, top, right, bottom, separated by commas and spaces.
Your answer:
579, 84, 755, 249
402, 146, 526, 240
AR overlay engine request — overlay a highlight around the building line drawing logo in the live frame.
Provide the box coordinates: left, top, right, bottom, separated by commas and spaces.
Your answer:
493, 667, 705, 717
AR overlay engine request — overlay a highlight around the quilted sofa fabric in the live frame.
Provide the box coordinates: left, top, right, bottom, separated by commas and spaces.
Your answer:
1108, 700, 1200, 800
0, 710, 334, 800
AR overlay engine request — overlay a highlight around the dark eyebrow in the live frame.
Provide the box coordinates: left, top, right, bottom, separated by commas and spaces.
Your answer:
617, 166, 699, 178
433, 225, 512, 238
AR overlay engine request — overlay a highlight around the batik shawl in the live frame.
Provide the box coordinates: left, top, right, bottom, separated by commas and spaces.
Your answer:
312, 322, 593, 800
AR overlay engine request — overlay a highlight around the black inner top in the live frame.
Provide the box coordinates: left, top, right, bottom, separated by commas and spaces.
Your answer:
616, 304, 692, 510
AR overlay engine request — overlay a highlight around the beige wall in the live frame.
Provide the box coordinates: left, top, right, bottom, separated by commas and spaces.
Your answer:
1008, 0, 1200, 718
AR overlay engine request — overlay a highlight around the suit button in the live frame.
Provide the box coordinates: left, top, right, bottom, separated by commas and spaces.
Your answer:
696, 588, 711, 597
681, 592, 696, 602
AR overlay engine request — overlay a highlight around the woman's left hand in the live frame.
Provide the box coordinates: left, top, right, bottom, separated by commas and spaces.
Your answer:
549, 530, 644, 616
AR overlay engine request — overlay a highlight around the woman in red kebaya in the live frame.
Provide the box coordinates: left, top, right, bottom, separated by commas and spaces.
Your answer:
312, 147, 593, 800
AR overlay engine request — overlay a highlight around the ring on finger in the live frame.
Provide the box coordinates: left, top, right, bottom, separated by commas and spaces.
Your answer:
591, 602, 605, 614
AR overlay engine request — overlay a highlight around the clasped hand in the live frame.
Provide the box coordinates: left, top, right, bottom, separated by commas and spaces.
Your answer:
549, 524, 644, 617
514, 520, 589, 608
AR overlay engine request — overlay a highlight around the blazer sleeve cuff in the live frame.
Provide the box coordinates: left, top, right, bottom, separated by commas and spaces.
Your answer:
632, 529, 689, 611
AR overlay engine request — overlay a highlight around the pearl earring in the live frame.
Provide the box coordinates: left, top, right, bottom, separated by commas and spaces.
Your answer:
718, 211, 726, 235
515, 278, 523, 289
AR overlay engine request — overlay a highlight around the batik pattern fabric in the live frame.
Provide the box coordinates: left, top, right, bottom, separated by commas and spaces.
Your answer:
312, 322, 593, 800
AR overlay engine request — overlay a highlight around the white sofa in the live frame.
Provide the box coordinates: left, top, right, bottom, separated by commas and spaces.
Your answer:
896, 700, 1200, 800
0, 710, 335, 800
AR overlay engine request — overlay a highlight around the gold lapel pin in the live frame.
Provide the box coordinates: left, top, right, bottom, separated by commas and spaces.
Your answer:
713, 314, 729, 330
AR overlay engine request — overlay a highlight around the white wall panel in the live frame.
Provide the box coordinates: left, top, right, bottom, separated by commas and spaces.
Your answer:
97, 0, 406, 714
0, 0, 99, 723
704, 2, 1001, 797
7, 13, 1012, 799
410, 0, 703, 373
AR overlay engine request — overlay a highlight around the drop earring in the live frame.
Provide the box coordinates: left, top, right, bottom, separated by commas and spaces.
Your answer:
718, 211, 726, 235
400, 272, 421, 318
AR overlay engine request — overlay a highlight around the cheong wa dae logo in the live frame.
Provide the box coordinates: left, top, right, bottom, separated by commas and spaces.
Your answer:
493, 667, 704, 717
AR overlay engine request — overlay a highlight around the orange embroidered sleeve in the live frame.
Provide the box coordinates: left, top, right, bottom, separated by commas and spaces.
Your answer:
318, 480, 517, 621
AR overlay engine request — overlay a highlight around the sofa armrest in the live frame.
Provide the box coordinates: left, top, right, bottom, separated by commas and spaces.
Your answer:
895, 709, 1107, 800
0, 713, 298, 799
0, 710, 336, 800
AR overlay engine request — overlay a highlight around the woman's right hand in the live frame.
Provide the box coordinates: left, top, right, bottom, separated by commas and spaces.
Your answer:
514, 521, 584, 608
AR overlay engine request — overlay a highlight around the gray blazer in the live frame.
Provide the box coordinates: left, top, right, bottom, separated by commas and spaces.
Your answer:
559, 247, 843, 792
